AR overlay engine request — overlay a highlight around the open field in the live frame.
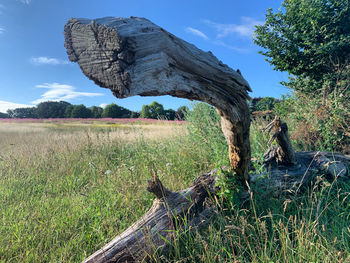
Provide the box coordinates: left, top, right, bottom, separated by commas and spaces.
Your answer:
0, 119, 198, 262
0, 117, 349, 262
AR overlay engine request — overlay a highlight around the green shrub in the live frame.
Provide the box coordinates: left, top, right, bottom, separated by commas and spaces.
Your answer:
274, 92, 349, 153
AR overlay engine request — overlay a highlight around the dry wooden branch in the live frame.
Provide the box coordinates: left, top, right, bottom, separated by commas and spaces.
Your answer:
263, 116, 296, 165
82, 171, 218, 263
64, 16, 251, 182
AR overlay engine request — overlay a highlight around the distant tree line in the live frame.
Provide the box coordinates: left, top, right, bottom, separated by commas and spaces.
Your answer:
140, 101, 188, 120
2, 101, 188, 120
0, 98, 282, 119
250, 97, 280, 112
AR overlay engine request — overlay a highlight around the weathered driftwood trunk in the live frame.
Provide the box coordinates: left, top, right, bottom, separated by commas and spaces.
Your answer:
249, 117, 349, 195
263, 116, 296, 165
82, 171, 218, 263
63, 17, 350, 263
64, 16, 251, 183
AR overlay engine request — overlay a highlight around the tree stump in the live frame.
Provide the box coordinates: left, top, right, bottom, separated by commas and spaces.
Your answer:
263, 116, 296, 165
250, 116, 349, 195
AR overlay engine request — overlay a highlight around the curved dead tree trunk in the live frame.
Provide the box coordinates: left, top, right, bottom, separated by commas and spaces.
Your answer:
64, 16, 251, 182
63, 17, 350, 263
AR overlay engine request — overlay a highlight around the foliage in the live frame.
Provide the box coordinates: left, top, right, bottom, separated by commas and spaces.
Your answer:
250, 97, 280, 112
70, 104, 93, 118
254, 0, 350, 88
274, 92, 349, 153
185, 103, 228, 167
89, 106, 103, 118
273, 94, 296, 117
64, 105, 74, 118
175, 106, 189, 120
130, 111, 140, 118
0, 112, 9, 118
102, 103, 133, 118
254, 0, 350, 153
140, 101, 165, 119
140, 101, 180, 120
164, 109, 176, 120
7, 107, 38, 118
36, 101, 72, 118
3, 100, 182, 120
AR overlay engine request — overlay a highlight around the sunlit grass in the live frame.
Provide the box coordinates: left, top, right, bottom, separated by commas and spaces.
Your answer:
0, 117, 349, 263
0, 121, 198, 262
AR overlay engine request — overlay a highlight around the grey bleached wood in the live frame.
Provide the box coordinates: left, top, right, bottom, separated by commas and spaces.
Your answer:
82, 171, 218, 263
263, 116, 296, 165
252, 117, 349, 195
251, 151, 350, 196
64, 16, 251, 182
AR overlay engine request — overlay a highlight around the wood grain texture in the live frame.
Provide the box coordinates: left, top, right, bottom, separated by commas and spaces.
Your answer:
263, 116, 296, 166
82, 171, 218, 263
63, 17, 349, 263
252, 151, 349, 195
64, 16, 251, 182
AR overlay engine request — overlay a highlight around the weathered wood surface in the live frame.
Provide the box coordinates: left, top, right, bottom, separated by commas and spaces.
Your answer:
252, 117, 349, 194
63, 17, 350, 263
83, 150, 349, 262
64, 16, 251, 182
82, 171, 218, 263
251, 151, 349, 195
263, 116, 296, 166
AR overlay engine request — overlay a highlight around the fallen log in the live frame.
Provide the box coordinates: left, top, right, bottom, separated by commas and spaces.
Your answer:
251, 117, 350, 195
82, 170, 218, 263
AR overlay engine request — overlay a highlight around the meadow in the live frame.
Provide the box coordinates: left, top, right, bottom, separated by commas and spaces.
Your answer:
0, 111, 349, 262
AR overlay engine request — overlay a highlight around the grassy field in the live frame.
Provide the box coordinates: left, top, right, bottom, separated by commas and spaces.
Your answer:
0, 115, 349, 262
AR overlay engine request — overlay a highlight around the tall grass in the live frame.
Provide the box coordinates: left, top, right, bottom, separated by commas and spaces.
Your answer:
0, 121, 211, 262
161, 177, 350, 262
0, 107, 349, 262
158, 103, 350, 262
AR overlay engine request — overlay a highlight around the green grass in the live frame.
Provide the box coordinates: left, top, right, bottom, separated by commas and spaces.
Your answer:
0, 111, 349, 262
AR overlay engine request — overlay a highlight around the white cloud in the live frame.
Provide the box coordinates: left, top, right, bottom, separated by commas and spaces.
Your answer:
19, 0, 32, 4
0, 27, 4, 34
0, 5, 5, 16
99, 103, 108, 109
32, 83, 104, 104
213, 40, 250, 53
203, 17, 263, 38
185, 27, 208, 40
30, 56, 70, 65
0, 100, 33, 113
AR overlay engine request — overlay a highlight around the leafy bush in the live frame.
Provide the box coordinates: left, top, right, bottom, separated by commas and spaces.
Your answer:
251, 97, 280, 112
275, 92, 349, 153
254, 0, 350, 154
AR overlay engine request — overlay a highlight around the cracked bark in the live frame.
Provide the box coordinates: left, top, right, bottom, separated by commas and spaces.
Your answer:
64, 16, 251, 183
63, 17, 350, 263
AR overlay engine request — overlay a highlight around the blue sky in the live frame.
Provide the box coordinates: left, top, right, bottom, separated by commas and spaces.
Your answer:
0, 0, 289, 113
